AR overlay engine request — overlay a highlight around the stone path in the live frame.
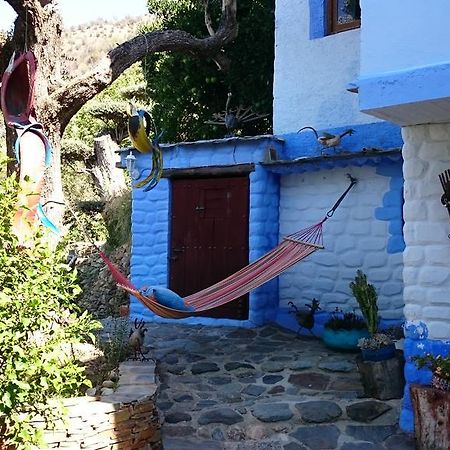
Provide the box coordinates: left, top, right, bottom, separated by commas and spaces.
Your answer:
141, 323, 415, 450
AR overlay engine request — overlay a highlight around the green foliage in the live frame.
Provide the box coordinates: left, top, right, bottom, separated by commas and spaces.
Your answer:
413, 353, 450, 382
103, 190, 132, 250
349, 270, 379, 335
98, 319, 129, 374
324, 310, 367, 331
0, 161, 101, 449
143, 0, 274, 142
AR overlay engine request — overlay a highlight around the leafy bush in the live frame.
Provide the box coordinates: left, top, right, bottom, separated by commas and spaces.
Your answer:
413, 353, 450, 382
0, 162, 100, 449
324, 310, 367, 331
103, 189, 132, 250
143, 0, 275, 142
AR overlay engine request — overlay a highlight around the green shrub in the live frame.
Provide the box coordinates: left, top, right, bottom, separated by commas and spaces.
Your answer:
103, 189, 132, 250
0, 161, 101, 449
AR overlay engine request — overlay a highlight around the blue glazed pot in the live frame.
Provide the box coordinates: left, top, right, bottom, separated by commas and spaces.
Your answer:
322, 328, 370, 351
361, 343, 396, 362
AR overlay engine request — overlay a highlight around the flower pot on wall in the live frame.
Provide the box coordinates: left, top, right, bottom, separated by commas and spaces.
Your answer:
322, 328, 369, 351
361, 343, 396, 362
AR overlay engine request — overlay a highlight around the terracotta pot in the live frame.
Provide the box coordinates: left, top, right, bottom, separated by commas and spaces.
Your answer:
118, 304, 129, 317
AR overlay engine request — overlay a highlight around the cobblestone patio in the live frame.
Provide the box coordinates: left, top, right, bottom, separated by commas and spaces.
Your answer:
141, 322, 415, 450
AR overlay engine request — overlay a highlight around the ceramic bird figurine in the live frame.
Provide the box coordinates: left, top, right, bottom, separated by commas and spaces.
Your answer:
288, 298, 321, 337
298, 126, 355, 149
127, 103, 154, 153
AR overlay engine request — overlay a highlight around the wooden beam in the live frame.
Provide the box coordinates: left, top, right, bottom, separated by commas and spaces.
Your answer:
162, 163, 255, 179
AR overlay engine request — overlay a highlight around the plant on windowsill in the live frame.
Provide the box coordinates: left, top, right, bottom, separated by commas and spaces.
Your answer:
350, 270, 396, 362
322, 309, 369, 351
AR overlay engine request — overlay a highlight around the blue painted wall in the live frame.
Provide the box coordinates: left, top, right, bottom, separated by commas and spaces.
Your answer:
400, 322, 450, 432
122, 121, 405, 332
125, 137, 282, 327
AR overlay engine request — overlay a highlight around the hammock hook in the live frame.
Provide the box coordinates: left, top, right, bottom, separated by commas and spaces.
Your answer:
326, 174, 358, 218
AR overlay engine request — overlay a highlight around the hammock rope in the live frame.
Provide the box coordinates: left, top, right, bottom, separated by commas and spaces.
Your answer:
104, 174, 357, 319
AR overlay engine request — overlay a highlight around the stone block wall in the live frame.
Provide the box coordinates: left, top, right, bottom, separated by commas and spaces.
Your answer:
400, 123, 450, 432
26, 361, 160, 449
278, 165, 404, 321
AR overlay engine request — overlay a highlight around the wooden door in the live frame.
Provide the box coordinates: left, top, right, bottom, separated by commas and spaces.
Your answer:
170, 176, 249, 319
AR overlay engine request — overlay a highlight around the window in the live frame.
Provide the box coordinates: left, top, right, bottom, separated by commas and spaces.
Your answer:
328, 0, 361, 34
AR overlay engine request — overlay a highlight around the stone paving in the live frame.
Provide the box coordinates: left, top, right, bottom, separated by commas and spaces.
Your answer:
140, 322, 415, 450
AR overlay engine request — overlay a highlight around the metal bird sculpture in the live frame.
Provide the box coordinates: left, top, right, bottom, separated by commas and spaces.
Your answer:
288, 298, 321, 337
127, 103, 154, 154
127, 103, 164, 191
298, 126, 355, 149
439, 169, 450, 219
128, 318, 149, 361
134, 130, 164, 192
205, 92, 269, 137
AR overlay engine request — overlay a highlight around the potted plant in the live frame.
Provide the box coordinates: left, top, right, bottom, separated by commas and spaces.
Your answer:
411, 353, 450, 450
412, 353, 450, 392
350, 270, 396, 361
322, 309, 369, 350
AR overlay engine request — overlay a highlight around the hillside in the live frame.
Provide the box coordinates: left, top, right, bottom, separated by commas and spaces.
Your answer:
62, 15, 153, 79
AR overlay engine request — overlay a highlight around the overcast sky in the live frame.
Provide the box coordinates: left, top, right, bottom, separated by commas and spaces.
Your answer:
0, 0, 148, 31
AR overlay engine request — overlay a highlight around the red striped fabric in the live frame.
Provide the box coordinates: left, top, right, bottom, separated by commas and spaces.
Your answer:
112, 220, 326, 319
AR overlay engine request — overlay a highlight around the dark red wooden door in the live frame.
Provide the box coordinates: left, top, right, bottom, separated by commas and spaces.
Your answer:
170, 176, 249, 319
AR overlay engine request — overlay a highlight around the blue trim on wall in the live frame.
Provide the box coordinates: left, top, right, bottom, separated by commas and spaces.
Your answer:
357, 63, 450, 123
375, 163, 405, 254
309, 0, 327, 39
400, 321, 450, 433
278, 122, 403, 161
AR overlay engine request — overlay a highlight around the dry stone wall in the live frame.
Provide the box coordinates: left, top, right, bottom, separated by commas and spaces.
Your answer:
31, 360, 160, 449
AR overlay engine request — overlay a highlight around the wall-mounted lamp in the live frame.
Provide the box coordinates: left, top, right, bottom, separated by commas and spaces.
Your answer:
125, 150, 140, 180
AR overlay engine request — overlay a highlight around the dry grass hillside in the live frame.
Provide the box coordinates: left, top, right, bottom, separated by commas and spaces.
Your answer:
62, 15, 153, 79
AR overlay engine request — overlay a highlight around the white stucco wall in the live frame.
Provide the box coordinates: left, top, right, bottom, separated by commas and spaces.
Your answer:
360, 0, 450, 76
279, 166, 403, 319
402, 123, 450, 340
273, 0, 377, 134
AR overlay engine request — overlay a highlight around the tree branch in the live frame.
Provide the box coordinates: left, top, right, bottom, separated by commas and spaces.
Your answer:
3, 0, 43, 20
51, 0, 238, 132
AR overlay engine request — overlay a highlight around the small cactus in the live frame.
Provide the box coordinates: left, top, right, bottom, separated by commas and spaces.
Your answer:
349, 270, 378, 336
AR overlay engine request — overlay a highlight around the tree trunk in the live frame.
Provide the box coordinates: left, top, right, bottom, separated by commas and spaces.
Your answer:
1, 0, 238, 233
91, 134, 127, 200
411, 384, 450, 450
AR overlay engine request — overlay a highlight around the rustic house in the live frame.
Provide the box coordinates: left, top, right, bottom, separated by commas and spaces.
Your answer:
120, 0, 450, 433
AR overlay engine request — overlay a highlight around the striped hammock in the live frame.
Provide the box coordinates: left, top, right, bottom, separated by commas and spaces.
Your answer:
100, 218, 326, 319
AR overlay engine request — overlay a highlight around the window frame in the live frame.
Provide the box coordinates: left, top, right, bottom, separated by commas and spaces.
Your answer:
327, 0, 361, 35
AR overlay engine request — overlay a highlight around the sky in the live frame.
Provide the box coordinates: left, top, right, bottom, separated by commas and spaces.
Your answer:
0, 0, 149, 31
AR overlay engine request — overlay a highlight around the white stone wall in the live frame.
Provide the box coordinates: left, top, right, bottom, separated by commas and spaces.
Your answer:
279, 166, 403, 319
402, 123, 450, 340
273, 0, 378, 134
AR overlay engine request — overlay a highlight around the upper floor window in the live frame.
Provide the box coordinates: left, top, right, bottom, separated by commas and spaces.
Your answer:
328, 0, 361, 34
